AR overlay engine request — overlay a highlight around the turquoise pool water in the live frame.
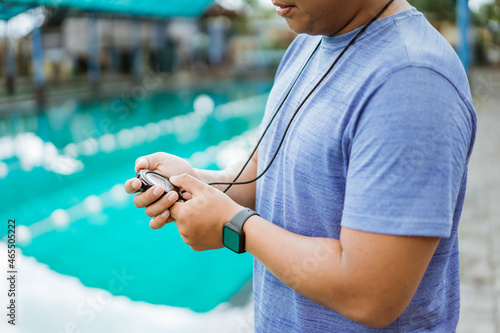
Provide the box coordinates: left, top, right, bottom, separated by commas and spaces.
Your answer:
0, 79, 272, 312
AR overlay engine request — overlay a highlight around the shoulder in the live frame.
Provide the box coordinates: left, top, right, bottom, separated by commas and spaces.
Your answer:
364, 66, 472, 124
353, 66, 476, 164
382, 9, 471, 100
349, 9, 475, 122
343, 67, 476, 238
393, 10, 470, 91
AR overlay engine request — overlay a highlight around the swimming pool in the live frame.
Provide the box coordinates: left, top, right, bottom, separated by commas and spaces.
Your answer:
0, 78, 272, 313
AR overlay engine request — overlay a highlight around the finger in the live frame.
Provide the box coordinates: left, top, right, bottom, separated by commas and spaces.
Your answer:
135, 156, 150, 172
149, 210, 174, 230
145, 191, 179, 217
181, 191, 193, 200
169, 199, 186, 220
124, 178, 142, 194
133, 185, 164, 208
170, 174, 206, 195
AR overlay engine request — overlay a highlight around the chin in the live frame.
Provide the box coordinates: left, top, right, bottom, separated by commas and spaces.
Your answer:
285, 19, 326, 36
286, 21, 312, 35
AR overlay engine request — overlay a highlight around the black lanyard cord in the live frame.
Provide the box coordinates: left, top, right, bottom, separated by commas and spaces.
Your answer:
209, 0, 395, 193
213, 41, 322, 192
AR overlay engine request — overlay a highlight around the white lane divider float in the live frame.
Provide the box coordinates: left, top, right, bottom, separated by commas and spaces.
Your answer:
2, 127, 259, 246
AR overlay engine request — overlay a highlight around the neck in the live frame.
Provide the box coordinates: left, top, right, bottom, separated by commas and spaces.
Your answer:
332, 0, 412, 36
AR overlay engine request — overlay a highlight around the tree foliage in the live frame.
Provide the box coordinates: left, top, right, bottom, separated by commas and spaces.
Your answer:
409, 0, 457, 21
475, 0, 500, 24
474, 0, 500, 46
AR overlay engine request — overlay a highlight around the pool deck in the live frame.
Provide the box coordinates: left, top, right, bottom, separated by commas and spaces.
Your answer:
0, 70, 275, 114
457, 67, 500, 333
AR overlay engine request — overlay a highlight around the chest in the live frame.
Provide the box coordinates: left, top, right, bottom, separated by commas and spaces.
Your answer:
259, 60, 359, 187
257, 71, 359, 238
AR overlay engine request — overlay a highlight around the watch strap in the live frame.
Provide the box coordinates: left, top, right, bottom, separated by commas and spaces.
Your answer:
230, 208, 259, 230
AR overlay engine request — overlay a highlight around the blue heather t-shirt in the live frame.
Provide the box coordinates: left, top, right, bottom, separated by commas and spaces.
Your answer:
254, 8, 476, 332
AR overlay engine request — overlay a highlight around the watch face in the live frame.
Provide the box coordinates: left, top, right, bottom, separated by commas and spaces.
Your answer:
223, 225, 242, 253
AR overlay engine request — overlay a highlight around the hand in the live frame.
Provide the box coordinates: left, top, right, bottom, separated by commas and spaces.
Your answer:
124, 153, 197, 229
168, 174, 243, 251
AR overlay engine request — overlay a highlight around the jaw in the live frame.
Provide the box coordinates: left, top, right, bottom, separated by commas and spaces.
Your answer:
279, 1, 361, 36
278, 0, 406, 37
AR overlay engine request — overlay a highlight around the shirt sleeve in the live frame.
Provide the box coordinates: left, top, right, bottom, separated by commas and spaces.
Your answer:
341, 66, 474, 237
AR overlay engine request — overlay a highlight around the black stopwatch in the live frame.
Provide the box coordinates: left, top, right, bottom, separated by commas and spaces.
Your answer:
136, 169, 182, 199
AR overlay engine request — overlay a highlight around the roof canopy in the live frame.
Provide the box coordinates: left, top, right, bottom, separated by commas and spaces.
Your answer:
0, 4, 33, 21
2, 0, 214, 18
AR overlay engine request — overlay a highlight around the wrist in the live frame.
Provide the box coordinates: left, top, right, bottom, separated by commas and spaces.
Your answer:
241, 214, 261, 254
191, 168, 203, 181
224, 203, 245, 224
222, 206, 258, 254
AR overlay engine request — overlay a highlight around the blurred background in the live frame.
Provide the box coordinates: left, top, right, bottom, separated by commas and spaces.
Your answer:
0, 0, 499, 332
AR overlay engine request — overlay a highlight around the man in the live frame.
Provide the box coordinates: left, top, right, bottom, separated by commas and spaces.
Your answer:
125, 0, 476, 331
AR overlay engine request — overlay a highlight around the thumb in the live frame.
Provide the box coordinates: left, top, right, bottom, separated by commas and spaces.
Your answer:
135, 156, 150, 172
170, 174, 206, 194
135, 153, 163, 172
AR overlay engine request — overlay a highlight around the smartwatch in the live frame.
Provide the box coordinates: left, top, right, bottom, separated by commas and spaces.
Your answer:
223, 208, 259, 254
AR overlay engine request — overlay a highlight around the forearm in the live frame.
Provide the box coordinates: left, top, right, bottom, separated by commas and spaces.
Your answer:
242, 216, 435, 328
242, 216, 355, 316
